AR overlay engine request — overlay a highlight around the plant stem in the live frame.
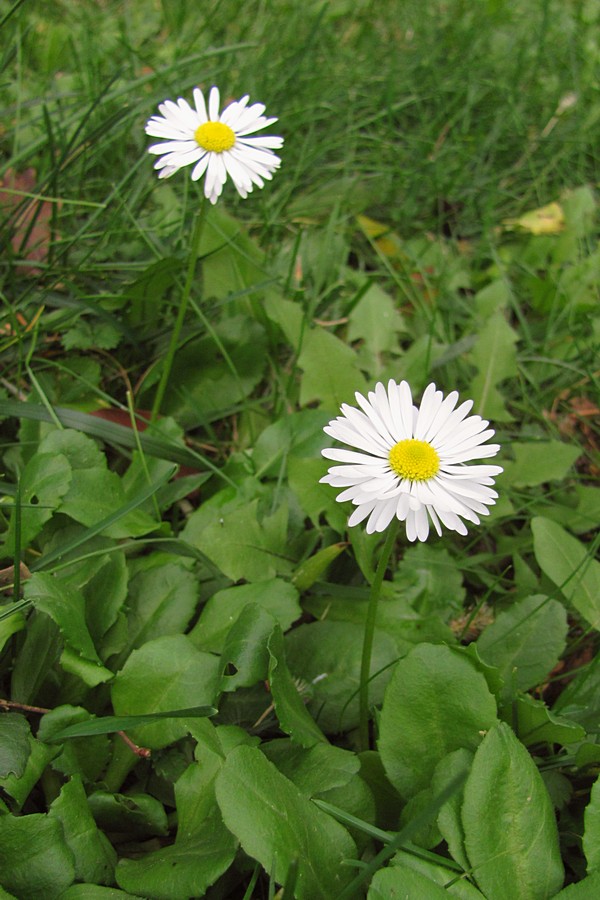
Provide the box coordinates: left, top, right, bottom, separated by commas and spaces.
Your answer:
358, 520, 399, 752
151, 195, 207, 421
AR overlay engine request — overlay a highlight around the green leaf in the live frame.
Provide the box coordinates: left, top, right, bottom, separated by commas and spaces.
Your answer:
393, 544, 465, 616
115, 744, 237, 900
189, 578, 301, 654
513, 694, 585, 748
10, 611, 62, 703
268, 624, 328, 747
288, 456, 347, 531
476, 594, 567, 698
584, 775, 600, 874
119, 555, 199, 656
216, 744, 357, 899
285, 619, 398, 734
532, 516, 600, 629
38, 430, 157, 538
553, 652, 600, 731
298, 326, 367, 410
0, 736, 57, 810
0, 814, 75, 898
219, 603, 276, 691
60, 885, 143, 899
378, 643, 498, 799
390, 850, 485, 898
49, 776, 116, 884
292, 542, 347, 591
468, 311, 518, 421
262, 740, 360, 797
38, 706, 110, 780
111, 635, 220, 749
115, 815, 237, 900
24, 573, 112, 684
157, 316, 267, 428
88, 791, 168, 840
462, 721, 564, 899
503, 441, 580, 486
433, 748, 474, 872
368, 865, 452, 899
2, 452, 71, 553
552, 872, 600, 897
0, 713, 31, 779
184, 495, 290, 582
347, 282, 406, 372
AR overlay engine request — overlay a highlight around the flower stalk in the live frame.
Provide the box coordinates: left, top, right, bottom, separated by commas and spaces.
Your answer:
358, 520, 399, 751
151, 194, 206, 420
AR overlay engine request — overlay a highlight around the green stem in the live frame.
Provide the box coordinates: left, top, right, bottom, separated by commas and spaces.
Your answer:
151, 195, 207, 421
358, 520, 399, 751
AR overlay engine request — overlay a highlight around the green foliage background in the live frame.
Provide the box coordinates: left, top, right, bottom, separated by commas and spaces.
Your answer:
1, 0, 599, 897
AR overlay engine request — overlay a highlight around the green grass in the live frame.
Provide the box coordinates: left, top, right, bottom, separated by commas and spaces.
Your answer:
1, 0, 599, 897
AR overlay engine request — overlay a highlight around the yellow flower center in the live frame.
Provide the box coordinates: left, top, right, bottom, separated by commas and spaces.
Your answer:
194, 121, 236, 153
388, 439, 440, 481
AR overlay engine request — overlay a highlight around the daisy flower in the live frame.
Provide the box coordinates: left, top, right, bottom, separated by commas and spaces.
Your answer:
320, 380, 502, 542
145, 85, 283, 204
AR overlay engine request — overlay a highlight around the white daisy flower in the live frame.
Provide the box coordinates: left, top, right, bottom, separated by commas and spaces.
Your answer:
320, 380, 503, 542
145, 85, 283, 204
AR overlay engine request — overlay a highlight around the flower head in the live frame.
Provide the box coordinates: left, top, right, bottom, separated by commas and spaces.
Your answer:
145, 86, 283, 204
321, 380, 502, 542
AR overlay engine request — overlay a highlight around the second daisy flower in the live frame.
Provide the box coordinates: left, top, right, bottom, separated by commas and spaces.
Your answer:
146, 85, 283, 204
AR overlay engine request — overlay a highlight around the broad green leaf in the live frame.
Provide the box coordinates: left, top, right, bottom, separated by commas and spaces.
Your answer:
10, 611, 61, 703
0, 814, 75, 898
185, 496, 290, 582
88, 791, 168, 839
219, 602, 276, 690
285, 620, 398, 733
38, 430, 157, 538
298, 325, 367, 409
287, 456, 347, 531
0, 736, 57, 810
513, 694, 585, 748
111, 635, 220, 749
0, 714, 30, 779
433, 748, 474, 872
119, 555, 198, 657
0, 610, 25, 653
347, 282, 406, 372
532, 516, 600, 629
252, 409, 331, 479
368, 865, 452, 899
49, 776, 116, 885
393, 544, 465, 616
468, 312, 518, 421
24, 573, 112, 683
553, 652, 600, 731
584, 775, 600, 874
116, 815, 237, 900
262, 740, 359, 797
61, 885, 143, 898
44, 529, 128, 648
216, 744, 357, 898
268, 624, 328, 747
38, 706, 110, 781
156, 316, 267, 428
503, 442, 580, 487
189, 578, 301, 653
2, 452, 71, 553
115, 739, 236, 900
399, 786, 443, 849
462, 721, 564, 899
378, 643, 498, 799
476, 594, 567, 697
552, 872, 600, 897
390, 850, 485, 898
